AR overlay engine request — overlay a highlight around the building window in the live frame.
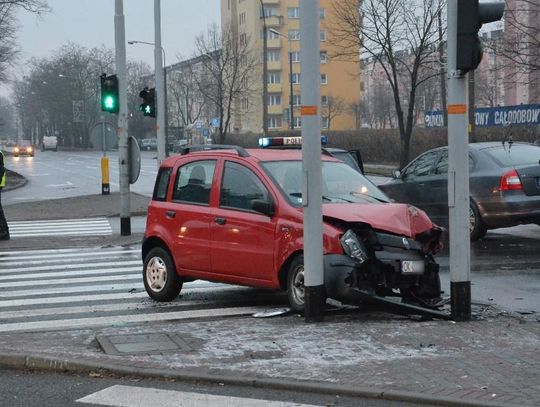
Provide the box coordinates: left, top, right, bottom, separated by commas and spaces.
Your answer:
293, 94, 301, 106
288, 30, 300, 41
291, 51, 300, 63
241, 98, 249, 110
268, 50, 280, 62
268, 94, 281, 105
287, 7, 299, 19
320, 31, 327, 42
268, 116, 283, 129
320, 51, 328, 64
262, 6, 280, 18
239, 12, 246, 25
267, 71, 281, 84
266, 29, 279, 40
321, 95, 328, 106
240, 33, 247, 45
293, 116, 302, 128
320, 8, 326, 19
322, 116, 329, 129
291, 73, 301, 84
321, 74, 328, 84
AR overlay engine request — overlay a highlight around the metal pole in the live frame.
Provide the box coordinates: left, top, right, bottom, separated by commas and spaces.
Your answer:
114, 0, 131, 235
447, 0, 471, 321
438, 10, 448, 127
164, 65, 169, 156
154, 0, 166, 164
300, 0, 324, 322
289, 47, 294, 130
260, 0, 268, 135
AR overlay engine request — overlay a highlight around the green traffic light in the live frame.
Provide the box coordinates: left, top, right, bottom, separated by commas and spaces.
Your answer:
144, 105, 151, 115
103, 95, 116, 111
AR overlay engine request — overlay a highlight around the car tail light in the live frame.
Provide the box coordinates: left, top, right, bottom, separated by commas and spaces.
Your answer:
499, 169, 522, 191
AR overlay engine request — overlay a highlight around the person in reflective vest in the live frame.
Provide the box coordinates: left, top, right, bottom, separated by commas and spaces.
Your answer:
0, 149, 9, 240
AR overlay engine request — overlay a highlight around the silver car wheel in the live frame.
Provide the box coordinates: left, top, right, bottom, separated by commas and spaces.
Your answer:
290, 264, 305, 306
146, 256, 167, 293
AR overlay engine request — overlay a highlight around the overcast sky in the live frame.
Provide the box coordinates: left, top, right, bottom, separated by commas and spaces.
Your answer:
2, 0, 220, 94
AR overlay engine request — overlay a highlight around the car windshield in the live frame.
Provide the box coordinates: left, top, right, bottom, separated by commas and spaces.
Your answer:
262, 160, 390, 206
484, 144, 540, 167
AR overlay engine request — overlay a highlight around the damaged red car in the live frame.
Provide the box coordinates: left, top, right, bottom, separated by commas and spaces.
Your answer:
142, 145, 443, 311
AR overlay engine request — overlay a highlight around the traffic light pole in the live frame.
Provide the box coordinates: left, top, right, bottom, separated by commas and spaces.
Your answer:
115, 0, 131, 236
154, 0, 166, 164
300, 0, 324, 322
447, 0, 471, 321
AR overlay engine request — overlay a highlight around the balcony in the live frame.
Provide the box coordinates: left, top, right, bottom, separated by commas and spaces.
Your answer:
267, 38, 281, 49
262, 0, 279, 4
265, 15, 283, 27
268, 105, 283, 115
267, 60, 281, 70
267, 83, 282, 93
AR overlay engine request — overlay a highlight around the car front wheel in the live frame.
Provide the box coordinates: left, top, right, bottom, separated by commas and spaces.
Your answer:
143, 247, 182, 302
287, 256, 306, 312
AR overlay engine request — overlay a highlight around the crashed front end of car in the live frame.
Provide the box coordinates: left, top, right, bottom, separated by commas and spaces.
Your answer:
323, 203, 444, 309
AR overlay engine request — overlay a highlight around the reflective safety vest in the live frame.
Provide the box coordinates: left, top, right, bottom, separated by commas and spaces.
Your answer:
0, 150, 5, 188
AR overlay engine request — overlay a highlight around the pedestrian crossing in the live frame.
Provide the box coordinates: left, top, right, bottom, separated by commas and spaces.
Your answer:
0, 246, 262, 333
8, 218, 113, 238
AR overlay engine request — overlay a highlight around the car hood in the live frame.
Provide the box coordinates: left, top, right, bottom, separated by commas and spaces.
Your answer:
322, 203, 434, 238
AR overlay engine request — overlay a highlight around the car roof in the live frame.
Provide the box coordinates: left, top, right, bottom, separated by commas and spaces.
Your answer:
161, 146, 341, 166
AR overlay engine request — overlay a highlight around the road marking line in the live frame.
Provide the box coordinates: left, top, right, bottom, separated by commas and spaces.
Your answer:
0, 260, 141, 274
0, 306, 263, 333
0, 274, 141, 288
77, 385, 317, 407
0, 247, 139, 258
0, 267, 141, 281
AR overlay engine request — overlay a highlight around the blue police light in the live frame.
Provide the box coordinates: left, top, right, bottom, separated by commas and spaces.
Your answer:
259, 136, 328, 148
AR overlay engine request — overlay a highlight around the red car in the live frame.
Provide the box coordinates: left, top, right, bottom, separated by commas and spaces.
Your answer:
142, 145, 443, 311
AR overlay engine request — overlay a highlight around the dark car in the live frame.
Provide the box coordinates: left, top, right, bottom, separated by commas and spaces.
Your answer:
141, 138, 158, 151
379, 142, 540, 241
142, 145, 444, 312
13, 140, 35, 157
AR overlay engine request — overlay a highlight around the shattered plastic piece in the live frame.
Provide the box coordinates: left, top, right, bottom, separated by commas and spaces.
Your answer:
252, 308, 292, 318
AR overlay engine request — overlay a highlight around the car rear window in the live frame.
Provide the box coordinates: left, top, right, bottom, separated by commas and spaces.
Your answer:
484, 144, 540, 167
153, 167, 171, 201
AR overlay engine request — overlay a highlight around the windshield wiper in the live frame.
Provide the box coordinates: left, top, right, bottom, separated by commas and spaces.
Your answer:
349, 191, 389, 203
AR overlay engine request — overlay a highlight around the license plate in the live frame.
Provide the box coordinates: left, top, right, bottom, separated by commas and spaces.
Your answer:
401, 260, 425, 275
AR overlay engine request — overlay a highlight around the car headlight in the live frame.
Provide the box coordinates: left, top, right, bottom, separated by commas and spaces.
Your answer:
14, 147, 19, 152
340, 230, 369, 263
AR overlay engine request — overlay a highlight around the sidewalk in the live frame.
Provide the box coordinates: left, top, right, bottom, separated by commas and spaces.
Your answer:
0, 192, 539, 406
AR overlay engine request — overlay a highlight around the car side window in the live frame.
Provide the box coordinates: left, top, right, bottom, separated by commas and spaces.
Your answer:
403, 151, 439, 180
172, 160, 216, 205
152, 167, 171, 201
435, 150, 474, 174
220, 161, 270, 211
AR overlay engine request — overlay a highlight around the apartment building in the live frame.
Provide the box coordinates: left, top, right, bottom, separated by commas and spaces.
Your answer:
221, 0, 361, 133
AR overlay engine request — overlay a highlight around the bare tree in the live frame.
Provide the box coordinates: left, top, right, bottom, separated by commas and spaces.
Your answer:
168, 61, 206, 129
193, 23, 256, 143
323, 96, 346, 130
330, 0, 444, 167
0, 0, 50, 82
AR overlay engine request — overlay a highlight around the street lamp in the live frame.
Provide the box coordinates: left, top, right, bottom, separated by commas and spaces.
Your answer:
269, 28, 294, 130
128, 40, 169, 157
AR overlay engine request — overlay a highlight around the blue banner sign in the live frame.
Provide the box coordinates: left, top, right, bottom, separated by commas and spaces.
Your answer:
425, 104, 540, 128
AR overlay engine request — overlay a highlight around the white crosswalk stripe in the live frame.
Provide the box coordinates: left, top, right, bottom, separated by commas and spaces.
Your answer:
77, 385, 318, 406
8, 218, 113, 237
0, 246, 262, 333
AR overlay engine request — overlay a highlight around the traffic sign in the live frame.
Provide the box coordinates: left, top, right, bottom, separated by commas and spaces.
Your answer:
211, 117, 220, 128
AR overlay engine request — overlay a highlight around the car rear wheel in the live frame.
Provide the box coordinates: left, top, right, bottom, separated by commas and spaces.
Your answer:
470, 201, 487, 241
143, 247, 182, 302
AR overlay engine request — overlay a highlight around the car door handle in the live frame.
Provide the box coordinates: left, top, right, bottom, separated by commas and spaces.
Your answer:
215, 217, 226, 225
165, 210, 176, 219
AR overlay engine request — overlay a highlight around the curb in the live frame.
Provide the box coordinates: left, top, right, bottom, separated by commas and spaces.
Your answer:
3, 170, 27, 192
0, 352, 511, 407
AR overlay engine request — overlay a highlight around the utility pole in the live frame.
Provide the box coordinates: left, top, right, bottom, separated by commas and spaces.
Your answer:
289, 47, 294, 130
468, 71, 476, 141
260, 0, 268, 135
154, 0, 166, 163
114, 0, 131, 235
300, 0, 324, 322
438, 10, 448, 127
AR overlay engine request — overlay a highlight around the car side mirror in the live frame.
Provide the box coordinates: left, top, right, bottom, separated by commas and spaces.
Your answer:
252, 199, 275, 217
392, 169, 402, 179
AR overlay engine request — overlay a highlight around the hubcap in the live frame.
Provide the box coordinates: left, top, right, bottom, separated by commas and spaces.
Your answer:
469, 207, 476, 233
146, 256, 167, 292
291, 265, 305, 305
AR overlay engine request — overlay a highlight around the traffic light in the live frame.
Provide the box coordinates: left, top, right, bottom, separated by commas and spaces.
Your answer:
139, 87, 156, 117
456, 0, 504, 72
100, 73, 119, 113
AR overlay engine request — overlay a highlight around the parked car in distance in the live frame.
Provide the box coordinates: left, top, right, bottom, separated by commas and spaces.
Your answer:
141, 138, 158, 151
379, 142, 540, 241
142, 145, 444, 312
41, 135, 58, 152
13, 140, 34, 157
